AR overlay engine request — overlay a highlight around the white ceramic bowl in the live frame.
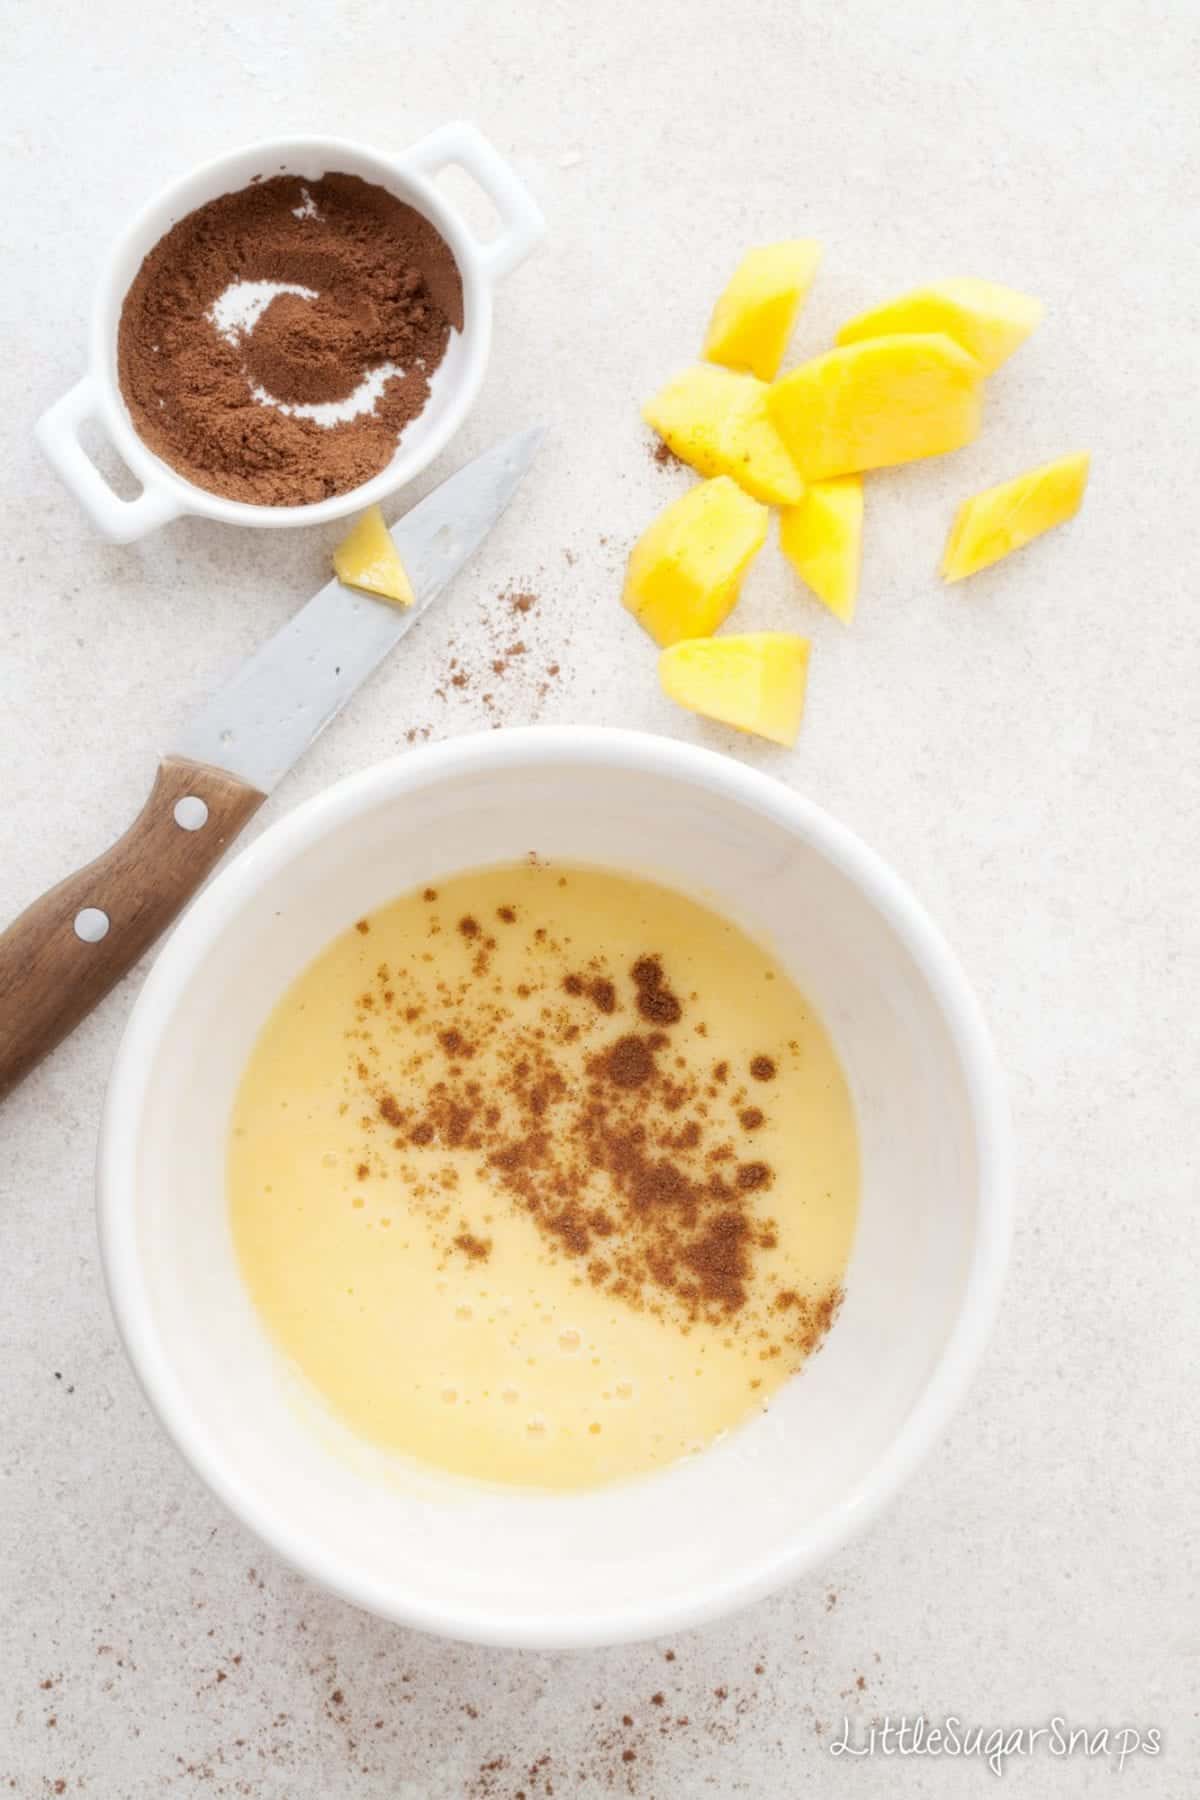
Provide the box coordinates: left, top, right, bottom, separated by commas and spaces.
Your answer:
36, 125, 544, 542
98, 728, 1010, 1649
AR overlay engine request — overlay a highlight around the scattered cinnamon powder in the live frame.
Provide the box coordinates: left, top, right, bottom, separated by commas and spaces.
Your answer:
632, 954, 683, 1026
118, 173, 463, 505
750, 1055, 777, 1081
453, 1232, 492, 1262
351, 897, 841, 1346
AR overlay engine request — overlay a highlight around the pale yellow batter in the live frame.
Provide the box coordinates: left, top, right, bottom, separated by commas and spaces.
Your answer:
229, 863, 858, 1490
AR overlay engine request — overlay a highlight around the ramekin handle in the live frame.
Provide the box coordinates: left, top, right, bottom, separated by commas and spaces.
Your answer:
399, 121, 545, 282
35, 377, 184, 544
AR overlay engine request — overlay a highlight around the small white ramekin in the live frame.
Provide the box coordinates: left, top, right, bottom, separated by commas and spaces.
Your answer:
97, 728, 1011, 1649
36, 125, 544, 542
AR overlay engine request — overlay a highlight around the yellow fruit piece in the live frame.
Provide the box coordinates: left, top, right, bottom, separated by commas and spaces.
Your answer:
768, 333, 983, 479
332, 505, 414, 606
643, 365, 805, 505
703, 240, 823, 380
836, 279, 1042, 374
659, 633, 810, 747
779, 477, 864, 623
622, 476, 769, 647
941, 452, 1090, 581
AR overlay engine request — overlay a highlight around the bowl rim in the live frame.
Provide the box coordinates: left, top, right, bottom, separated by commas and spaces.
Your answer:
88, 132, 495, 528
97, 726, 1012, 1648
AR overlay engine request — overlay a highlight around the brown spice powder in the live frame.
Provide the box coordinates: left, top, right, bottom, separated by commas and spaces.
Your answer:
118, 173, 463, 506
350, 914, 841, 1347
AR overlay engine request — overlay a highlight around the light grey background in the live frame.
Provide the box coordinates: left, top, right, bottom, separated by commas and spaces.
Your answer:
2, 0, 1196, 1794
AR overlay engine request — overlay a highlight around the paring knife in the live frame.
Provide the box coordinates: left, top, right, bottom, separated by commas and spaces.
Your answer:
0, 428, 542, 1100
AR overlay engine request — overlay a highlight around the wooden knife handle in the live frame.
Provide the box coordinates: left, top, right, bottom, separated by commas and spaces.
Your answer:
0, 756, 266, 1100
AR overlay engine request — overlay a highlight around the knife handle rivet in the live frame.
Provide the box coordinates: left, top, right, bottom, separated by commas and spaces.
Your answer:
74, 907, 110, 944
173, 796, 210, 832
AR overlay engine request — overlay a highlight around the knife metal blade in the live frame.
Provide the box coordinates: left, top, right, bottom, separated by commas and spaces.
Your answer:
173, 427, 543, 794
0, 428, 542, 1101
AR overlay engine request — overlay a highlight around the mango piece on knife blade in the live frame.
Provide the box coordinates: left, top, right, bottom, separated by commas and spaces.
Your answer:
836, 278, 1042, 374
769, 333, 984, 479
333, 506, 414, 606
623, 476, 769, 646
703, 240, 823, 380
941, 452, 1090, 581
644, 365, 805, 505
659, 633, 811, 747
780, 476, 864, 623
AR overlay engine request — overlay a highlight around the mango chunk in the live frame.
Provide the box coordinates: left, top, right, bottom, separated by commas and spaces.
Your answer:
623, 477, 768, 647
333, 505, 414, 606
779, 477, 864, 623
660, 633, 810, 747
768, 333, 983, 479
941, 452, 1090, 581
837, 279, 1042, 374
643, 365, 805, 505
703, 240, 823, 380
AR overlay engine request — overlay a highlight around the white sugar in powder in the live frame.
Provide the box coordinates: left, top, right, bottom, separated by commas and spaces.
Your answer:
208, 280, 404, 428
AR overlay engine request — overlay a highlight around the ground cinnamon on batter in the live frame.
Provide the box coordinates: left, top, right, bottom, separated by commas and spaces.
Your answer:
355, 909, 841, 1350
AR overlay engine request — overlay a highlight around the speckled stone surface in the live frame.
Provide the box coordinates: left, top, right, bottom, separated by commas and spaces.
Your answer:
2, 1, 1197, 1794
